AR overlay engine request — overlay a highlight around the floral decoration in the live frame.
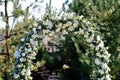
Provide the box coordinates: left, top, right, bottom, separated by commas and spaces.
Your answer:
13, 12, 111, 80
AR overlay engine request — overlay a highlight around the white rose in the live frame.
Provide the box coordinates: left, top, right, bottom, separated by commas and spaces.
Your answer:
95, 58, 101, 65
98, 69, 104, 74
101, 63, 108, 70
97, 41, 104, 48
21, 38, 25, 42
26, 69, 31, 76
86, 34, 94, 43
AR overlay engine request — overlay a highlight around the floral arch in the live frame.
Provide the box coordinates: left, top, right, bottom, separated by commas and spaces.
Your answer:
13, 12, 111, 80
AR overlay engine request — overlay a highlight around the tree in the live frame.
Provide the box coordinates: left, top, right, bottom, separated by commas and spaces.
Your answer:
0, 0, 43, 79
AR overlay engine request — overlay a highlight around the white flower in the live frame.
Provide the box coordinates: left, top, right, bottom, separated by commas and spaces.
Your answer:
106, 75, 111, 80
63, 64, 70, 69
68, 26, 74, 31
43, 29, 50, 35
13, 74, 19, 79
43, 20, 53, 29
42, 36, 51, 46
21, 68, 26, 75
95, 58, 101, 65
21, 38, 25, 42
79, 15, 84, 19
73, 20, 78, 28
67, 21, 72, 25
27, 55, 32, 59
17, 64, 23, 68
104, 51, 111, 58
19, 57, 26, 62
33, 46, 38, 51
32, 52, 37, 56
33, 28, 37, 34
98, 69, 104, 74
90, 44, 95, 48
27, 76, 33, 80
86, 34, 94, 43
37, 26, 41, 29
34, 41, 38, 46
49, 31, 55, 36
14, 50, 20, 59
97, 35, 101, 41
73, 23, 78, 28
31, 34, 38, 39
96, 52, 103, 58
26, 69, 31, 76
19, 47, 23, 52
101, 63, 108, 70
27, 48, 32, 52
78, 28, 84, 34
21, 53, 26, 56
95, 46, 99, 51
30, 39, 34, 44
88, 27, 93, 32
55, 28, 61, 32
103, 64, 111, 72
98, 41, 104, 48
58, 23, 63, 28
62, 30, 68, 35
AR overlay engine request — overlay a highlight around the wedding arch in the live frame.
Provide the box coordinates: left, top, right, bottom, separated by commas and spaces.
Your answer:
13, 12, 111, 80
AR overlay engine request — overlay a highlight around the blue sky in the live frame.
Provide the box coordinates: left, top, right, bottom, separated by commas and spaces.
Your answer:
0, 0, 72, 29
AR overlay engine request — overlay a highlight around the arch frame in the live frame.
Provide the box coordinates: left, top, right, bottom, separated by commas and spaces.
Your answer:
13, 12, 111, 80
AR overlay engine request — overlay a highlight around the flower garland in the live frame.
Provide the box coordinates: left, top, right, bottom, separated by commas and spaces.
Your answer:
13, 12, 111, 80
